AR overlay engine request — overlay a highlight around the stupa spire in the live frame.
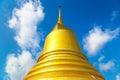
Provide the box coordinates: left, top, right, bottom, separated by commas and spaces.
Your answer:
58, 5, 63, 24
58, 6, 61, 17
52, 6, 69, 31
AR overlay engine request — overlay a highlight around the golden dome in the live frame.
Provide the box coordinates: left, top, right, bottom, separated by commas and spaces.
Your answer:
24, 6, 105, 80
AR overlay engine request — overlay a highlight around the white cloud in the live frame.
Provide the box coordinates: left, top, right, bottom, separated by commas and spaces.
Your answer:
111, 11, 120, 21
5, 0, 45, 80
83, 26, 120, 56
98, 55, 115, 72
5, 51, 35, 80
116, 74, 120, 80
98, 55, 105, 62
8, 0, 44, 50
99, 60, 115, 71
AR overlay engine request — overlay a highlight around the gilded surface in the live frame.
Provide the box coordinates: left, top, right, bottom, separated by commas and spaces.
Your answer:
24, 7, 105, 80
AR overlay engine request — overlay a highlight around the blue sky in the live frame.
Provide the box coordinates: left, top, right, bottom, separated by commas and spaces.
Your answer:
0, 0, 120, 80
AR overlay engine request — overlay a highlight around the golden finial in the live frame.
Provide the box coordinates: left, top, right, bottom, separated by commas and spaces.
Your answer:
58, 5, 61, 17
52, 5, 68, 31
58, 5, 63, 24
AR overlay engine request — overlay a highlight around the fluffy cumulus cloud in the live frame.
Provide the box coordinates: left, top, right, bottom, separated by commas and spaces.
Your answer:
5, 0, 45, 80
98, 55, 105, 62
83, 26, 120, 56
99, 60, 115, 71
111, 11, 120, 21
8, 0, 44, 50
97, 55, 115, 72
5, 51, 35, 80
116, 74, 120, 80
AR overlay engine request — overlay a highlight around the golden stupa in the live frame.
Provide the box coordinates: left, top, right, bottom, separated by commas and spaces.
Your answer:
24, 7, 105, 80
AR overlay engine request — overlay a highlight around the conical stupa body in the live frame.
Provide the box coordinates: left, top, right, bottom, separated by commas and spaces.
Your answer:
24, 7, 105, 80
